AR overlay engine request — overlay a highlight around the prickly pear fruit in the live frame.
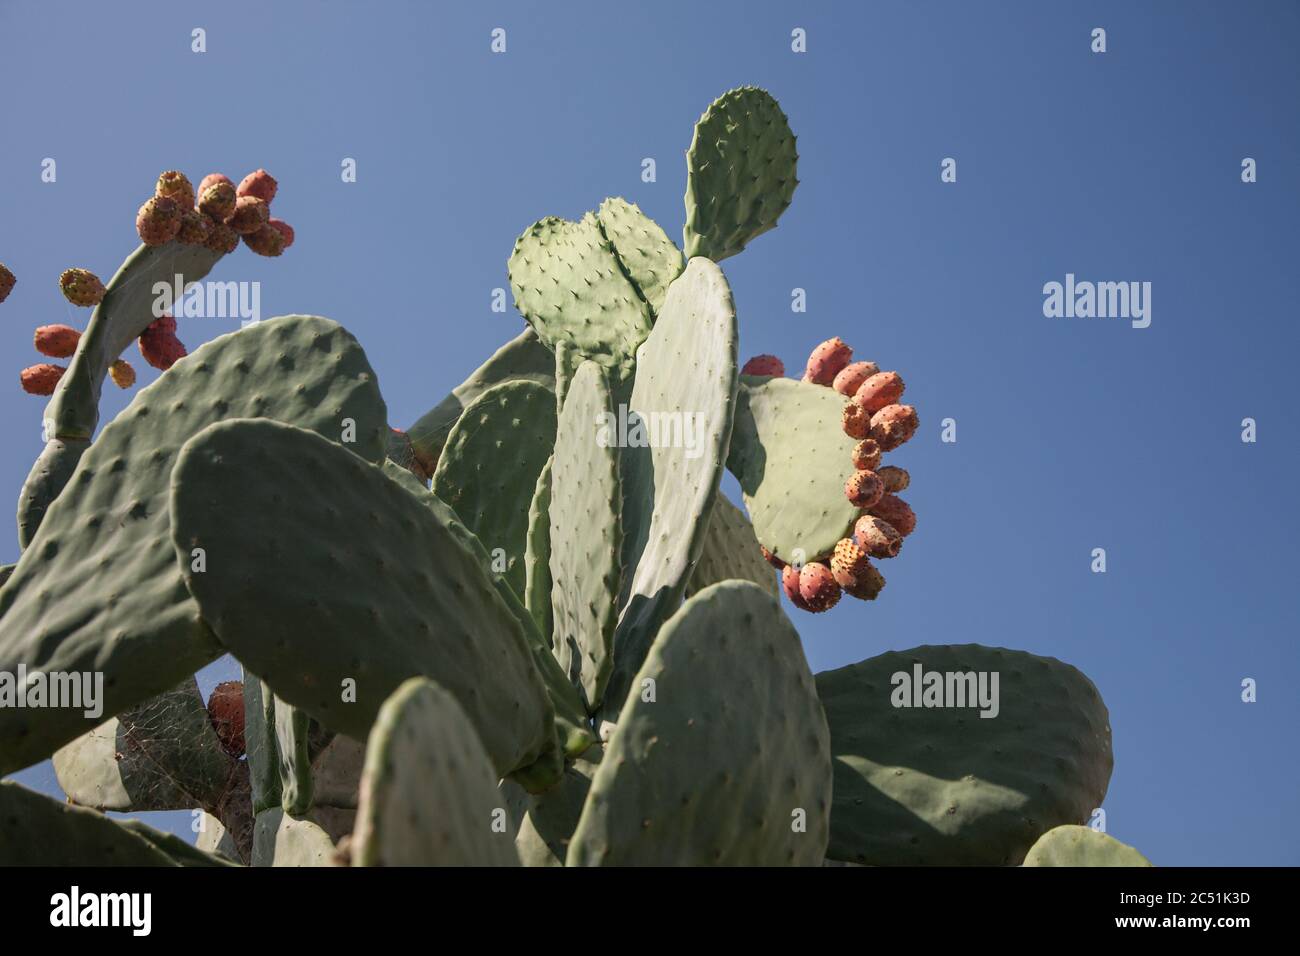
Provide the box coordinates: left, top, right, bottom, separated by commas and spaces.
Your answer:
59, 268, 106, 307
204, 221, 240, 256
108, 358, 136, 389
197, 173, 233, 198
267, 218, 295, 249
139, 316, 187, 371
831, 537, 877, 590
0, 263, 14, 303
870, 403, 919, 451
198, 181, 237, 220
853, 514, 903, 558
226, 195, 269, 235
20, 363, 66, 395
854, 370, 905, 413
842, 402, 872, 440
842, 561, 885, 601
243, 223, 285, 257
845, 469, 885, 508
742, 354, 785, 377
833, 360, 879, 397
155, 170, 195, 210
877, 465, 910, 493
804, 337, 852, 386
798, 562, 842, 613
206, 680, 246, 759
237, 169, 278, 204
851, 437, 882, 472
870, 493, 916, 537
136, 196, 182, 246
176, 210, 212, 246
34, 324, 81, 358
781, 564, 812, 611
760, 545, 787, 570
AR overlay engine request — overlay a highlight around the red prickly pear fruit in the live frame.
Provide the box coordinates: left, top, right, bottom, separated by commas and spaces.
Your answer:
842, 402, 872, 439
20, 363, 66, 395
136, 196, 182, 246
803, 337, 852, 386
176, 210, 212, 246
843, 561, 886, 601
850, 438, 882, 472
833, 360, 879, 397
870, 493, 916, 537
197, 173, 233, 199
237, 169, 278, 205
146, 314, 177, 335
204, 221, 240, 255
853, 514, 903, 558
870, 403, 919, 451
831, 537, 877, 589
34, 324, 81, 358
845, 469, 885, 508
155, 170, 195, 210
877, 465, 910, 493
198, 181, 237, 220
267, 218, 295, 248
226, 195, 269, 235
243, 223, 286, 257
760, 544, 787, 570
139, 316, 187, 371
207, 680, 246, 758
0, 263, 15, 303
854, 370, 905, 413
781, 564, 812, 611
59, 268, 106, 307
742, 354, 784, 377
798, 562, 842, 613
108, 358, 136, 389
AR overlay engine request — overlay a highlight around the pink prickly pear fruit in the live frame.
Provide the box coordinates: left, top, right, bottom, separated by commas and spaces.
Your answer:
243, 223, 286, 257
59, 268, 106, 307
853, 514, 903, 558
798, 562, 842, 613
237, 169, 278, 205
198, 181, 237, 220
197, 173, 233, 199
155, 170, 195, 210
0, 263, 15, 303
803, 337, 852, 386
136, 196, 182, 246
176, 210, 212, 246
267, 218, 295, 249
870, 493, 916, 537
226, 195, 269, 235
742, 354, 785, 377
877, 465, 910, 493
109, 359, 136, 389
870, 403, 919, 451
832, 360, 879, 397
20, 363, 66, 395
831, 537, 878, 590
854, 370, 905, 413
850, 438, 882, 472
139, 316, 187, 371
781, 564, 813, 611
845, 469, 885, 509
34, 324, 81, 358
842, 561, 886, 601
842, 402, 872, 440
207, 681, 246, 758
760, 544, 787, 570
204, 221, 240, 255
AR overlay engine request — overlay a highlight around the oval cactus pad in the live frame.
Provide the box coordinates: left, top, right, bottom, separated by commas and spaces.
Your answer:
1022, 825, 1152, 867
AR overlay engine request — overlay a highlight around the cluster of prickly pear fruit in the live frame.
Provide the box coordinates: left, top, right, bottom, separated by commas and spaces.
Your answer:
0, 88, 1144, 871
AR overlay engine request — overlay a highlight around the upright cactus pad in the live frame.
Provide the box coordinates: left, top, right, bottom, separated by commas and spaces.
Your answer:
686, 494, 780, 599
524, 457, 555, 643
274, 696, 315, 817
596, 197, 684, 314
568, 582, 831, 866
683, 87, 799, 261
1022, 825, 1153, 867
501, 743, 602, 867
353, 678, 519, 867
815, 644, 1114, 866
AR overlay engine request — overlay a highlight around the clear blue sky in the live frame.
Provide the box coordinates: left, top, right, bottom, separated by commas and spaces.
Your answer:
1, 1, 1296, 865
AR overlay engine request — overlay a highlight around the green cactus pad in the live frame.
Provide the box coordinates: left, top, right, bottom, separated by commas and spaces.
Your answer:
0, 780, 178, 866
597, 197, 684, 314
309, 733, 366, 809
604, 258, 738, 715
569, 581, 831, 866
524, 457, 554, 644
16, 437, 90, 550
727, 375, 862, 564
683, 87, 799, 261
275, 696, 314, 816
53, 677, 238, 812
0, 316, 387, 776
549, 361, 623, 711
407, 326, 556, 473
432, 380, 558, 599
353, 678, 519, 867
815, 644, 1114, 866
252, 806, 354, 867
169, 418, 559, 783
118, 820, 242, 867
502, 744, 602, 866
1022, 825, 1153, 867
196, 812, 242, 861
245, 676, 282, 814
508, 213, 653, 389
686, 495, 780, 599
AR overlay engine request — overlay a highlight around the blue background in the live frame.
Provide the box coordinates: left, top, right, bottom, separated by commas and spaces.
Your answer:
1, 0, 1296, 865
